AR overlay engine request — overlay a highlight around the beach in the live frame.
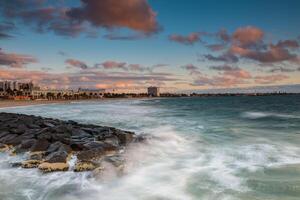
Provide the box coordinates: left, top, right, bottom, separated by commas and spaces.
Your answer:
0, 100, 72, 108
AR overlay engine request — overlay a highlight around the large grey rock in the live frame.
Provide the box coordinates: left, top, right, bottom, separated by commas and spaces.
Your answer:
31, 139, 50, 152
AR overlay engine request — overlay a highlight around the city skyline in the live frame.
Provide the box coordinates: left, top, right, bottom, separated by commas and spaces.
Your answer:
0, 0, 300, 92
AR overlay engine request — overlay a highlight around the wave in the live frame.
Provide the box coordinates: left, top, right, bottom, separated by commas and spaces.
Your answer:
241, 111, 300, 119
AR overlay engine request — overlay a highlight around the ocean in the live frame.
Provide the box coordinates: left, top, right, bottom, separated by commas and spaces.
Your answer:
0, 95, 300, 200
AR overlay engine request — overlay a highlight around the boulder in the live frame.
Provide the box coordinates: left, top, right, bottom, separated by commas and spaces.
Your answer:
38, 162, 69, 172
19, 139, 37, 150
0, 143, 8, 152
0, 131, 10, 139
30, 139, 50, 152
21, 160, 43, 168
29, 152, 45, 161
115, 131, 135, 145
0, 134, 19, 145
74, 161, 99, 172
77, 147, 105, 161
46, 141, 72, 155
45, 151, 68, 163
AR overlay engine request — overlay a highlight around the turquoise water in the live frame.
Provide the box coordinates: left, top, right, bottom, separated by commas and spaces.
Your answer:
0, 96, 300, 200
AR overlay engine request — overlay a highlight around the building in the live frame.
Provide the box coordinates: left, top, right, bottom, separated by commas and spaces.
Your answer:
31, 89, 75, 99
78, 88, 105, 98
147, 86, 160, 97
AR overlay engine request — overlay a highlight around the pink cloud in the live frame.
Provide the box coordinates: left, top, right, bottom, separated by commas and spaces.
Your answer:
254, 74, 289, 84
233, 26, 264, 46
65, 59, 88, 69
169, 32, 201, 45
67, 0, 160, 34
0, 49, 37, 68
100, 61, 127, 70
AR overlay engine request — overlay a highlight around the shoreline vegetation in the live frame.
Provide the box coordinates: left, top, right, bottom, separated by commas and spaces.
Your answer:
0, 112, 147, 174
0, 92, 299, 108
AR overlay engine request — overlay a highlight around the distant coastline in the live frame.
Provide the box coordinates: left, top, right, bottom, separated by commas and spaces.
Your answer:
0, 93, 299, 109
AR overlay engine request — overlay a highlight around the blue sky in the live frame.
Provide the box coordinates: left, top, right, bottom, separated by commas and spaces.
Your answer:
0, 0, 299, 92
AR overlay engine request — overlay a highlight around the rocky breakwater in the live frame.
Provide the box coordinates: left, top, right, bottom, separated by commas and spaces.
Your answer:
0, 112, 144, 174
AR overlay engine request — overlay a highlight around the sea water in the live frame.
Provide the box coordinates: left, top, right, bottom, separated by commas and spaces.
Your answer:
0, 95, 300, 200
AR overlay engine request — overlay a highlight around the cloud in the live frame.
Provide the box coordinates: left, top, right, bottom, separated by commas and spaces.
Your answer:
65, 59, 88, 70
254, 74, 289, 84
232, 26, 264, 47
103, 32, 147, 40
202, 26, 300, 66
0, 0, 160, 38
169, 32, 201, 45
210, 65, 240, 71
0, 49, 37, 68
128, 64, 148, 72
100, 61, 127, 70
0, 68, 180, 91
275, 40, 299, 49
191, 75, 248, 87
204, 52, 239, 63
0, 22, 15, 39
181, 64, 202, 75
206, 44, 226, 51
268, 66, 300, 73
66, 0, 160, 35
230, 44, 298, 63
217, 29, 231, 43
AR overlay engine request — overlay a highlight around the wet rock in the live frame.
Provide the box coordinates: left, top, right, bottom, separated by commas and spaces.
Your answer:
115, 131, 135, 145
0, 112, 142, 175
105, 155, 125, 168
0, 134, 18, 145
18, 139, 37, 151
0, 143, 8, 152
45, 151, 68, 163
21, 160, 43, 168
74, 161, 99, 172
38, 162, 69, 172
0, 131, 10, 139
46, 141, 72, 155
92, 166, 105, 177
10, 162, 22, 168
29, 152, 45, 161
30, 139, 50, 152
77, 148, 105, 161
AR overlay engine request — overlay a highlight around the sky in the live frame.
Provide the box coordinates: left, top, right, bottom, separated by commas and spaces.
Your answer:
0, 0, 300, 93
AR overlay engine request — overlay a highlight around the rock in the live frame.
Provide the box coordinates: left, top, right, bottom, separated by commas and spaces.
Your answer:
92, 166, 105, 177
29, 151, 45, 160
0, 131, 10, 139
0, 143, 8, 152
10, 124, 27, 135
103, 136, 119, 147
43, 121, 55, 127
30, 139, 50, 152
115, 131, 135, 145
0, 112, 140, 175
77, 148, 105, 161
0, 134, 18, 145
105, 155, 125, 168
38, 162, 69, 172
46, 141, 72, 155
37, 131, 53, 140
20, 139, 37, 150
21, 160, 43, 168
45, 151, 68, 163
74, 161, 99, 172
10, 162, 22, 168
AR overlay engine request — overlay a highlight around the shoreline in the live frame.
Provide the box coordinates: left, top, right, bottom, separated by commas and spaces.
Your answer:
0, 97, 153, 109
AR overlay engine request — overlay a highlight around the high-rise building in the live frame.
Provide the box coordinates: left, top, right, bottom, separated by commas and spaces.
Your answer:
147, 86, 160, 97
